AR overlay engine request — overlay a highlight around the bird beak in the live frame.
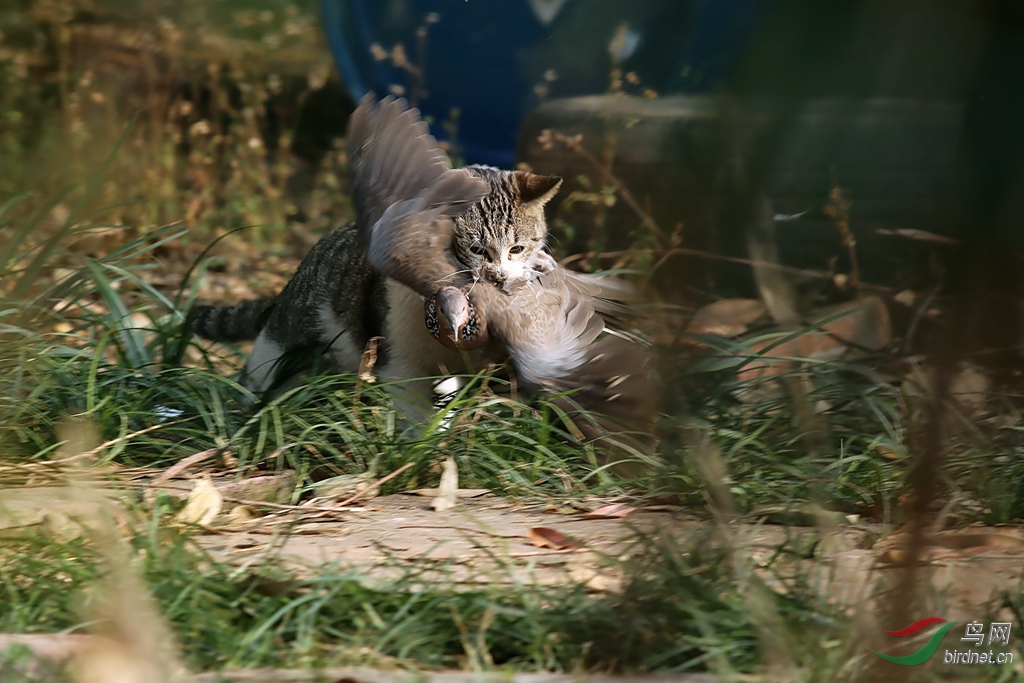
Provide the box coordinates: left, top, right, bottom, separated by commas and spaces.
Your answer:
440, 311, 460, 343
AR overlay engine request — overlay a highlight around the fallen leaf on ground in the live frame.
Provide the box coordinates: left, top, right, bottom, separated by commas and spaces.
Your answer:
432, 457, 458, 512
875, 445, 903, 461
528, 527, 583, 550
583, 503, 637, 519
736, 295, 892, 384
686, 298, 767, 337
226, 506, 256, 523
175, 477, 223, 526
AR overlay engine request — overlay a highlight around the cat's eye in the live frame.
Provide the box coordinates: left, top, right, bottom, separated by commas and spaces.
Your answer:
508, 245, 525, 255
470, 244, 487, 255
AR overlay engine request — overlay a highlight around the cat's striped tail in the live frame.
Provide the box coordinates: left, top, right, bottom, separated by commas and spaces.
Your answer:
191, 297, 277, 342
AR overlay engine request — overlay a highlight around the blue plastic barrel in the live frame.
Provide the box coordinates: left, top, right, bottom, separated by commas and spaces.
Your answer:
321, 0, 768, 167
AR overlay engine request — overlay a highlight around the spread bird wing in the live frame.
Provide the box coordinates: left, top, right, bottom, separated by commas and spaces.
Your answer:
550, 333, 657, 445
478, 272, 656, 452
476, 265, 610, 390
563, 271, 646, 328
347, 95, 488, 294
525, 251, 644, 323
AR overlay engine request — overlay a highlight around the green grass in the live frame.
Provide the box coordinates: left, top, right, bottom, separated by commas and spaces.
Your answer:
3, 7, 1024, 670
0, 526, 774, 673
0, 181, 827, 677
3, 185, 1022, 680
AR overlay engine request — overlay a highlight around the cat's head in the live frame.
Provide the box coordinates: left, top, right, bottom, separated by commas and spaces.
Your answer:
453, 166, 562, 290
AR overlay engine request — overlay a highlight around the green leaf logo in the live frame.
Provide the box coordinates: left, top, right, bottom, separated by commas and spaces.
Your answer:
869, 618, 958, 666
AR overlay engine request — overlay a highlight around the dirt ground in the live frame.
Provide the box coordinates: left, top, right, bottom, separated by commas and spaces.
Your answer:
3, 480, 1023, 627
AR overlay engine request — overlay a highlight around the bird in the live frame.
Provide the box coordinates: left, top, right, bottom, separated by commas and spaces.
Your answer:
425, 285, 486, 351
347, 95, 656, 460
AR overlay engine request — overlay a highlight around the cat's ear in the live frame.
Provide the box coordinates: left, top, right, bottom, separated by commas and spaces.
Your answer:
515, 172, 563, 208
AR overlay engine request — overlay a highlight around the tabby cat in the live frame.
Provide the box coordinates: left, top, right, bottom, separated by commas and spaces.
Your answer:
191, 165, 562, 417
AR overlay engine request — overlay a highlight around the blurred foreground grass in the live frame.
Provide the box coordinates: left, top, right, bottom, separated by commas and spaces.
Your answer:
1, 0, 1023, 680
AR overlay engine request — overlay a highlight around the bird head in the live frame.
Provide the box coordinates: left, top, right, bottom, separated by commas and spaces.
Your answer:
435, 286, 473, 343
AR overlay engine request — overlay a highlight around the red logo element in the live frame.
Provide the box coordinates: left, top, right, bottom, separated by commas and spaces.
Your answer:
885, 617, 948, 637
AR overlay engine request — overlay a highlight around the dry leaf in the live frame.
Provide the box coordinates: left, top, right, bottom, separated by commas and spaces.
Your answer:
225, 506, 256, 523
527, 526, 582, 550
174, 477, 222, 526
453, 488, 491, 499
357, 336, 383, 383
432, 457, 459, 512
875, 445, 903, 461
583, 503, 637, 519
893, 289, 917, 307
686, 298, 767, 337
736, 295, 892, 384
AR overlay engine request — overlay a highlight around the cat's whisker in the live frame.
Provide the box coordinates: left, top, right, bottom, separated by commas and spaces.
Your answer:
431, 268, 474, 286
